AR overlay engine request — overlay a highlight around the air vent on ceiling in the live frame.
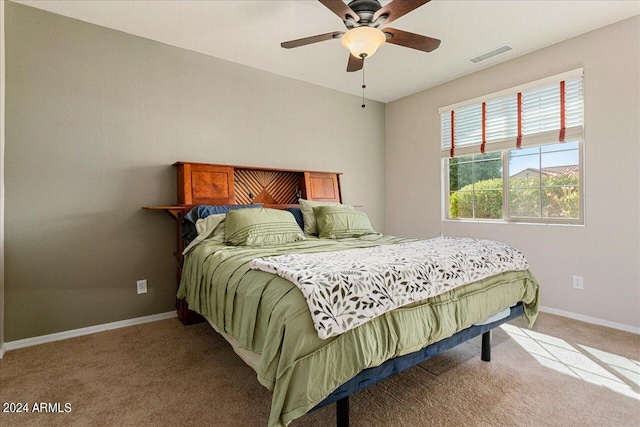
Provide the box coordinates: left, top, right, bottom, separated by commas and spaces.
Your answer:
468, 45, 513, 64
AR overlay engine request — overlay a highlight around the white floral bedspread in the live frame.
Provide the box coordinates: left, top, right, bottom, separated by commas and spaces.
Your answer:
250, 237, 529, 339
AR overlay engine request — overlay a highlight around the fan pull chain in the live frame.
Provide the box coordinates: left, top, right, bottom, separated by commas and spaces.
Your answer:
361, 56, 366, 108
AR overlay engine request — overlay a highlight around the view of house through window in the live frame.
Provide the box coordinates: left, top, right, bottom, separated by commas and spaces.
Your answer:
447, 141, 581, 221
509, 141, 580, 219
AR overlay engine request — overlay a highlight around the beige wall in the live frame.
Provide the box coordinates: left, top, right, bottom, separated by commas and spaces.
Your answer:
386, 16, 640, 329
4, 2, 386, 341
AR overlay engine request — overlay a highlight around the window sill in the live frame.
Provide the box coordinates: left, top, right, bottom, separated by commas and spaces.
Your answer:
442, 219, 585, 227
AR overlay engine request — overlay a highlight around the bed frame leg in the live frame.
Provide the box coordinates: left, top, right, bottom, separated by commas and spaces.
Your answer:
481, 330, 491, 362
336, 396, 349, 427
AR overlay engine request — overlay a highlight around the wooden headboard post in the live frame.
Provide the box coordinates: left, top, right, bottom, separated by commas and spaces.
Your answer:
144, 162, 343, 325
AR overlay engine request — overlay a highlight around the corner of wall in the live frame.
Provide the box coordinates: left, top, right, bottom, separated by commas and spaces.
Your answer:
1, 0, 7, 358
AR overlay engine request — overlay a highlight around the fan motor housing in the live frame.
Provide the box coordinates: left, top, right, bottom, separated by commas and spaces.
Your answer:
347, 0, 382, 27
348, 0, 382, 13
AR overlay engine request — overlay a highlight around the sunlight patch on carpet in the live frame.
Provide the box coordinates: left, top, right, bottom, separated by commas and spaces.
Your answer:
500, 324, 640, 401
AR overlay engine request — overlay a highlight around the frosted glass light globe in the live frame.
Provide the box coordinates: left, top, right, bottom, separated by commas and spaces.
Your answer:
341, 26, 386, 58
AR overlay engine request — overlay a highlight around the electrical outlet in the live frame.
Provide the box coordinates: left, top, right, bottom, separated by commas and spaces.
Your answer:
137, 279, 148, 294
572, 275, 584, 290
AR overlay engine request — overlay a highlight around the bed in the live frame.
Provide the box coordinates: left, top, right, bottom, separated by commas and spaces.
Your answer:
145, 162, 540, 427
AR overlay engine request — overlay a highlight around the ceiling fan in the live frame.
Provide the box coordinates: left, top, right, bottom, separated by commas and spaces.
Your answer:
281, 0, 441, 72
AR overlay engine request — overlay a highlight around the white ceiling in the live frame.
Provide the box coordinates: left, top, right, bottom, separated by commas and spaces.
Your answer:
16, 0, 640, 103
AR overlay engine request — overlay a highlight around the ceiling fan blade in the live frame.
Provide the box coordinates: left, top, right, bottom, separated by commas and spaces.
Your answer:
318, 0, 360, 22
373, 0, 431, 25
281, 31, 344, 49
347, 54, 364, 72
384, 28, 441, 53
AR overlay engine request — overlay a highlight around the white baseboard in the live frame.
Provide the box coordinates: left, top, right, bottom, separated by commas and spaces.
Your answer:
2, 306, 636, 357
2, 311, 177, 354
540, 305, 640, 335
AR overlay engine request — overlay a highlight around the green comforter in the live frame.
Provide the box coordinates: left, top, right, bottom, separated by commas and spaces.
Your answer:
178, 235, 539, 426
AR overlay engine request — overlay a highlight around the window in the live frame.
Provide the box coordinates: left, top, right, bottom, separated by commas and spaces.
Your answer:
449, 153, 503, 219
509, 142, 580, 220
440, 69, 584, 224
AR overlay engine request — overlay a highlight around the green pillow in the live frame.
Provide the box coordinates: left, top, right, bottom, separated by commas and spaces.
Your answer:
313, 206, 377, 239
299, 198, 353, 236
225, 208, 305, 246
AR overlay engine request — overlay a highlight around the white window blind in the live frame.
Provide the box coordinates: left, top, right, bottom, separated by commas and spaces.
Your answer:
440, 69, 583, 158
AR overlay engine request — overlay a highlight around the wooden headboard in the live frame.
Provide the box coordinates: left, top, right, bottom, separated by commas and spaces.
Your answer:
174, 161, 342, 207
145, 161, 344, 325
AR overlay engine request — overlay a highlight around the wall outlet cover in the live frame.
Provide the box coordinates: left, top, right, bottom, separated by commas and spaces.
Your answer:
572, 275, 584, 290
137, 279, 148, 294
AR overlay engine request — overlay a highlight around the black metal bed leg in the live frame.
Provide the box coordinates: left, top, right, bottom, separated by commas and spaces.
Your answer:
336, 396, 349, 427
481, 330, 491, 362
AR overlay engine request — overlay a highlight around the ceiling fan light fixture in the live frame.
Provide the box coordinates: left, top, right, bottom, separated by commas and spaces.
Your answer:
341, 26, 386, 58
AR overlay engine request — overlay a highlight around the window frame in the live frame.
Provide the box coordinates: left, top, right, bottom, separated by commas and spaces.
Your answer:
442, 138, 584, 225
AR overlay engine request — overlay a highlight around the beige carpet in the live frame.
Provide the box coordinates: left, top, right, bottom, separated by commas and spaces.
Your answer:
1, 312, 638, 426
